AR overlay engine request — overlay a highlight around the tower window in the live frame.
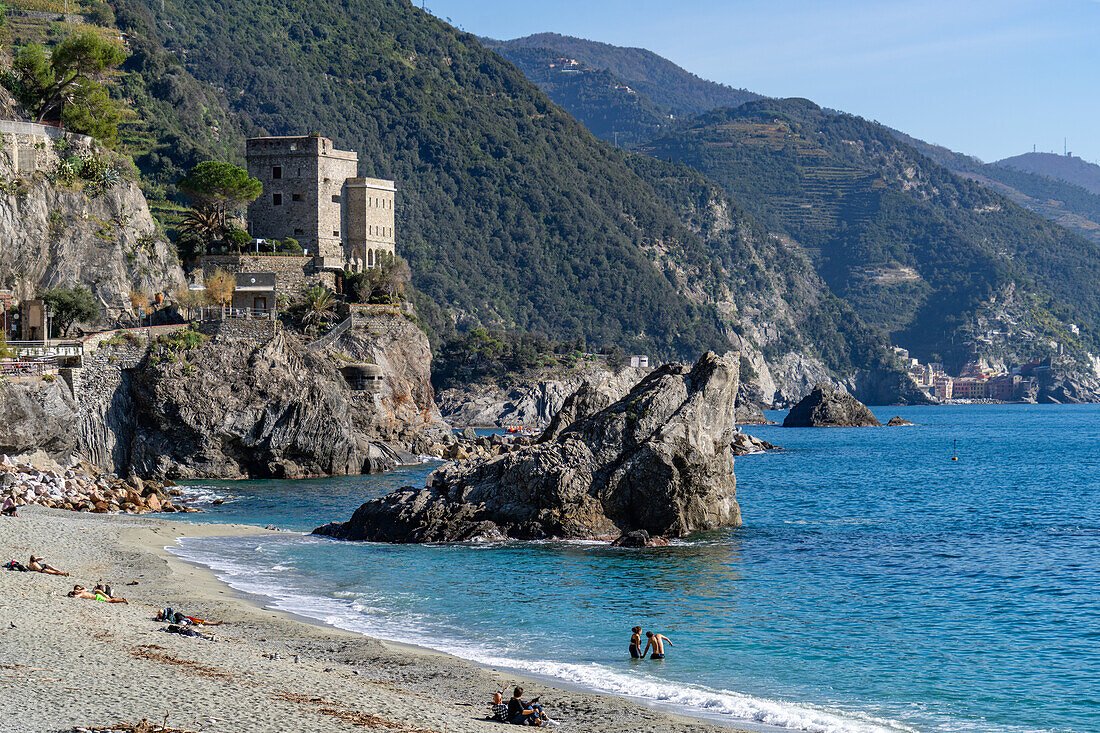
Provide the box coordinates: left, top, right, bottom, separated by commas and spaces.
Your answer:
272, 166, 282, 179
292, 193, 303, 201
294, 228, 304, 235
332, 195, 341, 202
333, 230, 340, 237
272, 193, 282, 205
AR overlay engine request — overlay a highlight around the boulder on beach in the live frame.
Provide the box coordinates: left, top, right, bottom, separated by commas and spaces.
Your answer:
313, 351, 743, 543
782, 384, 882, 427
886, 416, 916, 427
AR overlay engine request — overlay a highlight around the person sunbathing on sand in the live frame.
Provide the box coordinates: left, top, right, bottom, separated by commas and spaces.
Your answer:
28, 555, 68, 576
68, 585, 128, 603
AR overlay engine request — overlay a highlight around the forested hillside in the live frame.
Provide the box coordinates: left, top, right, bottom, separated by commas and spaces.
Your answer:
480, 43, 673, 149
641, 99, 1100, 366
495, 33, 761, 117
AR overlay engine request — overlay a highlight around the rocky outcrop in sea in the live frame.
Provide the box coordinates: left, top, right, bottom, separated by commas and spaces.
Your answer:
314, 351, 743, 543
782, 384, 882, 427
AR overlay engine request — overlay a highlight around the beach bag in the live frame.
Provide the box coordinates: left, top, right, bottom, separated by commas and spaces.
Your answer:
5, 561, 27, 572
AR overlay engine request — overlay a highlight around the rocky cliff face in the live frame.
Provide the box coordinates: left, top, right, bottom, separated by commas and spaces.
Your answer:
124, 321, 449, 479
0, 128, 183, 322
435, 362, 649, 427
0, 379, 80, 465
314, 351, 742, 543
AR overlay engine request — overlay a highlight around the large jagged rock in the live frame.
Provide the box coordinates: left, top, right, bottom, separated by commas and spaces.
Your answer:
314, 351, 742, 543
0, 379, 80, 463
782, 384, 882, 427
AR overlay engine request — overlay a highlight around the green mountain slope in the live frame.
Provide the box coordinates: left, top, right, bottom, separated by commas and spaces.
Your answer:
480, 43, 674, 149
994, 152, 1100, 195
495, 33, 761, 117
641, 99, 1100, 367
889, 132, 1100, 246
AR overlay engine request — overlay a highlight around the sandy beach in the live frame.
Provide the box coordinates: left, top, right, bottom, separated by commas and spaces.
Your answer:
0, 507, 745, 733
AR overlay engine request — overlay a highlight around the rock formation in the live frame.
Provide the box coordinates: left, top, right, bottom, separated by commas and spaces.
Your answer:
126, 322, 449, 479
731, 432, 781, 455
782, 384, 882, 427
0, 129, 183, 323
0, 379, 80, 465
314, 351, 743, 543
435, 363, 649, 428
886, 416, 915, 426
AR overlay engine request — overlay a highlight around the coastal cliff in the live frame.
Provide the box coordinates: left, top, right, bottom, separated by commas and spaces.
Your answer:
0, 125, 184, 321
314, 351, 742, 543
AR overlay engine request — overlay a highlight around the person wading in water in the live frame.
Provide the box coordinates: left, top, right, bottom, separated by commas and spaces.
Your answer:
629, 626, 643, 658
643, 631, 673, 659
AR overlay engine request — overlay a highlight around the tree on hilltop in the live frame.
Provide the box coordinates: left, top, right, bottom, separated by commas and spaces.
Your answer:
1, 32, 126, 141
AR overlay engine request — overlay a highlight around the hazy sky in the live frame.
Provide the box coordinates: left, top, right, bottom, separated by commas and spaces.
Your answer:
428, 0, 1099, 164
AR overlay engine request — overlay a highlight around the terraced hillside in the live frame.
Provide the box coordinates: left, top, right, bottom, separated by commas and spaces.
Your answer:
642, 99, 1100, 368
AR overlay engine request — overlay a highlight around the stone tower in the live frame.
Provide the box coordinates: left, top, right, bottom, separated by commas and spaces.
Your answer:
245, 135, 395, 272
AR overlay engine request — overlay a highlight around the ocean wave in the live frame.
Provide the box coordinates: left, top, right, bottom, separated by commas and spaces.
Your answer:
170, 537, 915, 733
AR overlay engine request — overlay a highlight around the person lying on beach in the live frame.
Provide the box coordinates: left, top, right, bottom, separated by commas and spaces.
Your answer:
629, 625, 643, 658
507, 686, 547, 726
643, 631, 673, 659
489, 691, 510, 722
28, 555, 68, 576
68, 585, 128, 603
156, 608, 223, 626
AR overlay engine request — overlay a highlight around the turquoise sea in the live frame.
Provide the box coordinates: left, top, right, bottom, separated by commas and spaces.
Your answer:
170, 404, 1100, 733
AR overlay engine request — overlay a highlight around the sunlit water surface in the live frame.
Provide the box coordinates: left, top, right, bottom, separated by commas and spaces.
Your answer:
171, 405, 1100, 733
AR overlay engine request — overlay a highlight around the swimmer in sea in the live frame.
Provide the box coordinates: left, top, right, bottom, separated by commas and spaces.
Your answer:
629, 626, 643, 658
642, 631, 673, 659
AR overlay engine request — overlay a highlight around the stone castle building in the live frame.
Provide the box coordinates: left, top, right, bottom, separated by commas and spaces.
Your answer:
246, 135, 396, 273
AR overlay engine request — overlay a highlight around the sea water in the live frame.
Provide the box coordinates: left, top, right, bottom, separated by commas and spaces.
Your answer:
170, 404, 1100, 733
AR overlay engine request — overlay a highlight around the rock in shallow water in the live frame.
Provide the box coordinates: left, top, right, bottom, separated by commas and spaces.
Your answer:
781, 384, 882, 427
314, 351, 743, 543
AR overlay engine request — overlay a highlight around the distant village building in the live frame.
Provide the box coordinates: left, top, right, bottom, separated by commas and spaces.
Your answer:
629, 355, 650, 369
245, 135, 396, 274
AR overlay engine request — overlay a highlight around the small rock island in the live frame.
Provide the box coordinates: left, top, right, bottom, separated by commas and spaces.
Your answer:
782, 383, 882, 427
314, 351, 743, 543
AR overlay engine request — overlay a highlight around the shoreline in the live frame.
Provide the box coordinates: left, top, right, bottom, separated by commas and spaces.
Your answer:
1, 507, 750, 733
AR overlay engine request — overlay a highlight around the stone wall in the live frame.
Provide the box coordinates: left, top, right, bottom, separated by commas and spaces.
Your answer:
0, 122, 92, 177
200, 254, 334, 298
195, 318, 278, 342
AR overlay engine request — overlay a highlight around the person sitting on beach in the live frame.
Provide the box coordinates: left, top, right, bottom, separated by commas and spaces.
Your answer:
507, 686, 546, 726
28, 555, 68, 576
68, 585, 128, 603
629, 625, 643, 658
1, 497, 18, 517
643, 631, 673, 659
489, 691, 510, 722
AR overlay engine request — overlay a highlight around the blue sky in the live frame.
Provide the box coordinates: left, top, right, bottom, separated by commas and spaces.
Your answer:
427, 0, 1099, 164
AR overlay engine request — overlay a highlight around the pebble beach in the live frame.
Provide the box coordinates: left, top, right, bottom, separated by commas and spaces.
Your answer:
0, 507, 743, 733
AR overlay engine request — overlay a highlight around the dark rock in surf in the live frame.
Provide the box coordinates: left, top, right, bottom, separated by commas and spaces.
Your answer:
313, 351, 743, 543
782, 384, 882, 427
886, 416, 915, 426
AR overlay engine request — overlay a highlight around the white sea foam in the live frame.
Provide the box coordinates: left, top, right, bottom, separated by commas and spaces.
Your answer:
170, 538, 916, 733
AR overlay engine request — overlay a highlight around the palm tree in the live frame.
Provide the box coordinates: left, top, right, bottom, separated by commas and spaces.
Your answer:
302, 286, 335, 328
177, 206, 223, 252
